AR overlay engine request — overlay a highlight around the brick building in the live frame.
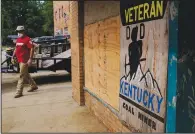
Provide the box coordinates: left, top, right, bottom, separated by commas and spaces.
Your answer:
53, 1, 70, 35
57, 1, 194, 133
68, 1, 135, 132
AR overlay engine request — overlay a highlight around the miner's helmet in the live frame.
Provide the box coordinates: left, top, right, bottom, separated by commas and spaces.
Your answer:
15, 25, 25, 32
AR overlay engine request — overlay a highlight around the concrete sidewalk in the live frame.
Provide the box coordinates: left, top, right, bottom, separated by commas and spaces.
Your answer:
2, 72, 108, 133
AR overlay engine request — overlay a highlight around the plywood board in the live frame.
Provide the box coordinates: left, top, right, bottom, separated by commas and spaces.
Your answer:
119, 0, 169, 132
84, 16, 120, 110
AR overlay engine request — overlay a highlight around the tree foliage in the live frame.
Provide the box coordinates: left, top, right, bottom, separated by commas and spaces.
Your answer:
1, 0, 54, 44
41, 1, 54, 35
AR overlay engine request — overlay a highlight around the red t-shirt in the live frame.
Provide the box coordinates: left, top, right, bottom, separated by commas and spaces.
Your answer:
15, 35, 33, 63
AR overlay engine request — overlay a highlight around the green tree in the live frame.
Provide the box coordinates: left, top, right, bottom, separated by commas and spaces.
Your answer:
41, 1, 54, 35
1, 0, 54, 45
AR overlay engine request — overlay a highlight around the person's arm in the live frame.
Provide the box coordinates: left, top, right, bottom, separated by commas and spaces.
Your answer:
32, 42, 39, 47
27, 46, 34, 66
29, 40, 39, 47
27, 39, 35, 66
12, 48, 16, 57
29, 46, 35, 59
12, 39, 17, 58
11, 48, 16, 64
12, 48, 16, 59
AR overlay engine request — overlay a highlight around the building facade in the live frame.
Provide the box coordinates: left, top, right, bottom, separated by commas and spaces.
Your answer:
53, 1, 70, 35
66, 0, 194, 133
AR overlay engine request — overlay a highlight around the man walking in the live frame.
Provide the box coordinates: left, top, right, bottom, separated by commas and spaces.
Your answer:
12, 26, 38, 98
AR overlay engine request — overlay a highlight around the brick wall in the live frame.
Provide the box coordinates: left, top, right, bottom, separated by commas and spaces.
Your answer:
85, 91, 139, 132
70, 1, 137, 132
70, 1, 85, 105
53, 1, 70, 35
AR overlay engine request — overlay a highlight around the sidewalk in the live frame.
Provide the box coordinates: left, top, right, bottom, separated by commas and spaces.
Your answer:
2, 72, 108, 133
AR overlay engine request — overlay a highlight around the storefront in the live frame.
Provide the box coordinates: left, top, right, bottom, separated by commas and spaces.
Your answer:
69, 0, 195, 132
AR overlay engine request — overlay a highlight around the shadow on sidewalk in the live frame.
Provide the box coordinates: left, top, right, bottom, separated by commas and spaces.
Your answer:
35, 73, 71, 85
2, 72, 71, 93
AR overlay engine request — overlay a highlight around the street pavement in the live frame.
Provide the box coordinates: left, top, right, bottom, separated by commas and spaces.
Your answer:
2, 71, 108, 133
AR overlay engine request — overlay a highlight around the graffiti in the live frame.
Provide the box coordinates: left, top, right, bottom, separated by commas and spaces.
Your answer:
189, 96, 195, 132
64, 12, 69, 23
177, 49, 195, 132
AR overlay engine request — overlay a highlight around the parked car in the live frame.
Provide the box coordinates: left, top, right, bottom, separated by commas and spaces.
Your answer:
41, 36, 54, 41
32, 36, 53, 42
64, 34, 70, 39
32, 37, 43, 43
31, 35, 70, 45
32, 36, 54, 45
2, 35, 18, 46
7, 35, 18, 40
54, 35, 65, 40
54, 34, 70, 43
54, 34, 70, 39
64, 34, 71, 42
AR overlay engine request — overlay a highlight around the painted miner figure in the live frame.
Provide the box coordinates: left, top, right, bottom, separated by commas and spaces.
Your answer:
127, 26, 143, 81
